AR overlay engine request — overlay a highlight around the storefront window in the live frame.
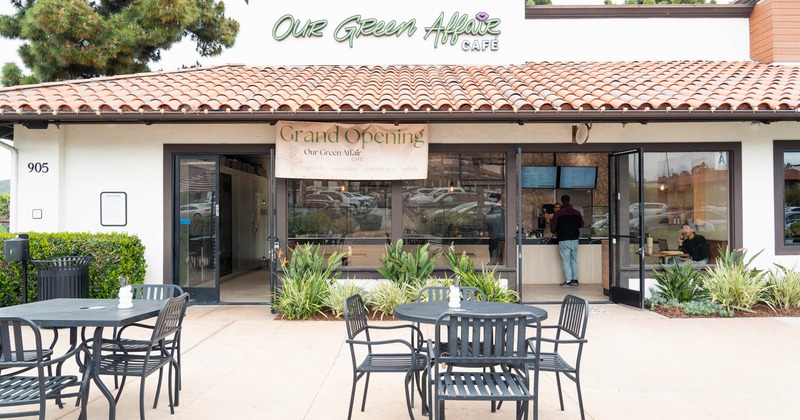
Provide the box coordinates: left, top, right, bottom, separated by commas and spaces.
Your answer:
287, 179, 391, 266
403, 152, 506, 267
782, 151, 800, 245
643, 151, 730, 261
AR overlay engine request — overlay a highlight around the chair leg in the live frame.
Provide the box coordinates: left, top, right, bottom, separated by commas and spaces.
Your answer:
139, 375, 147, 420
404, 373, 416, 420
168, 363, 176, 415
152, 367, 165, 409
555, 372, 565, 411
347, 374, 358, 420
574, 373, 585, 420
360, 372, 371, 412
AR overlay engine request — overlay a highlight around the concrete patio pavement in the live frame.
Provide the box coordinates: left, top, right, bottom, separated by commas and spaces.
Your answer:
24, 302, 800, 420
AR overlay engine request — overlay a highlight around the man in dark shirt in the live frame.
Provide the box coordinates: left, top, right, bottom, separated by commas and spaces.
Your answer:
484, 196, 505, 265
550, 195, 584, 287
678, 223, 710, 266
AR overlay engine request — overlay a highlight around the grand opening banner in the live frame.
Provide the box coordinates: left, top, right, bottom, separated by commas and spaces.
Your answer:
275, 121, 428, 180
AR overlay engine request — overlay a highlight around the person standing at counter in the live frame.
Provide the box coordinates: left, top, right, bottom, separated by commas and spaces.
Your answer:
484, 195, 505, 265
551, 195, 584, 287
678, 223, 709, 266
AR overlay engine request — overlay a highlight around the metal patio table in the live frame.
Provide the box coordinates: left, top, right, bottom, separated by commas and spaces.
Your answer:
0, 298, 166, 420
394, 300, 548, 325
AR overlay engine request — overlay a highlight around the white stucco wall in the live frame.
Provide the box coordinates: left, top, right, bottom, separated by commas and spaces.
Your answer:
11, 120, 799, 281
12, 124, 272, 284
525, 18, 751, 62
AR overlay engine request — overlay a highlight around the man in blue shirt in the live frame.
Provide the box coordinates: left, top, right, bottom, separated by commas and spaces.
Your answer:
550, 194, 584, 287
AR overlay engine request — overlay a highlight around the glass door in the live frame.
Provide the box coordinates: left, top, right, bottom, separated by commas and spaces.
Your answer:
175, 155, 219, 303
608, 149, 645, 308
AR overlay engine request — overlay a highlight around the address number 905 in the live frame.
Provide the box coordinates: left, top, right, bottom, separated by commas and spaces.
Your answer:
28, 162, 49, 173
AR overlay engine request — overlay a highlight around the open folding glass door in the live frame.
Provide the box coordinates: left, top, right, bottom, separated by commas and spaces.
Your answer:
175, 155, 219, 303
268, 149, 278, 303
608, 149, 645, 308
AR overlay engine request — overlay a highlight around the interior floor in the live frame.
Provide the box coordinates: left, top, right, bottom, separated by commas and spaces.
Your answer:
219, 269, 609, 305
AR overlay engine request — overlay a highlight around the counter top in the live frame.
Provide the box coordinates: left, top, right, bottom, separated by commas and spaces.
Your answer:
520, 238, 602, 245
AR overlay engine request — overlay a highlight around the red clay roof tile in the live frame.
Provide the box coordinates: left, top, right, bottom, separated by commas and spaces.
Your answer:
0, 62, 798, 121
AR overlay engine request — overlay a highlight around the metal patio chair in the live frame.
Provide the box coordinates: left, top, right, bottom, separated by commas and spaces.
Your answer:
0, 317, 87, 419
416, 286, 485, 302
101, 284, 186, 390
427, 311, 541, 420
538, 294, 589, 420
344, 294, 428, 420
81, 293, 190, 420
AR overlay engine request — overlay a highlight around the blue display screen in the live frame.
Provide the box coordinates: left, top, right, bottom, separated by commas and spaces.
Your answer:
558, 166, 597, 189
521, 166, 557, 189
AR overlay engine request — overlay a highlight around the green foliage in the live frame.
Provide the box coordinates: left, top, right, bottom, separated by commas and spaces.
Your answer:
444, 246, 518, 303
647, 295, 733, 317
652, 261, 705, 302
273, 271, 330, 320
376, 239, 440, 288
1, 62, 38, 87
0, 0, 239, 83
282, 244, 344, 284
0, 192, 9, 219
0, 232, 146, 306
526, 1, 552, 6
273, 244, 344, 320
323, 280, 367, 319
703, 248, 768, 313
369, 281, 411, 320
764, 265, 800, 309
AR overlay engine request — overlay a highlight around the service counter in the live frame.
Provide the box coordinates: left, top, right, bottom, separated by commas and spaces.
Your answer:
520, 238, 604, 285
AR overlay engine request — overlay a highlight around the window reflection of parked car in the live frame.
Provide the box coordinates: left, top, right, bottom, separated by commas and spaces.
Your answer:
180, 203, 212, 218
407, 187, 465, 205
629, 202, 668, 217
291, 200, 341, 216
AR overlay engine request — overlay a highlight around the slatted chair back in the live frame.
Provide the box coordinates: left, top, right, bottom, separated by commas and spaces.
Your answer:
417, 286, 485, 302
131, 284, 184, 301
555, 294, 589, 350
344, 294, 369, 342
435, 311, 538, 367
0, 317, 44, 370
150, 293, 190, 347
0, 317, 83, 419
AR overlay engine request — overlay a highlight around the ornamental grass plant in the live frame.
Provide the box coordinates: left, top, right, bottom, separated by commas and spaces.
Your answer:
653, 261, 705, 303
274, 243, 345, 320
376, 239, 439, 288
764, 265, 800, 309
703, 248, 768, 313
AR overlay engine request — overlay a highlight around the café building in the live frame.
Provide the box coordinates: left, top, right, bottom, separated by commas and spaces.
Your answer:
1, 0, 799, 307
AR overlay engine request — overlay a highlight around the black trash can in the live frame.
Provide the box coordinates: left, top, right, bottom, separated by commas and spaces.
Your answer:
31, 256, 93, 301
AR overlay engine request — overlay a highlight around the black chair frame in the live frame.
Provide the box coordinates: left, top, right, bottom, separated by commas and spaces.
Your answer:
344, 294, 428, 420
427, 311, 541, 420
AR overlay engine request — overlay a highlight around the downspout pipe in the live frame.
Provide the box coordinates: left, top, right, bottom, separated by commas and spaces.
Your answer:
0, 131, 18, 233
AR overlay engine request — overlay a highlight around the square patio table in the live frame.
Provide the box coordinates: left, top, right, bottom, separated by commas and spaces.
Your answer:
0, 298, 166, 420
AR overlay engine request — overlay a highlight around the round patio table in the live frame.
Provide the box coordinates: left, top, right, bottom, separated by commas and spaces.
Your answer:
394, 300, 547, 324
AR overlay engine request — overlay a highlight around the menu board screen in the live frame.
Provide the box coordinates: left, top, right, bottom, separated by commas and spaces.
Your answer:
521, 166, 557, 189
559, 166, 597, 189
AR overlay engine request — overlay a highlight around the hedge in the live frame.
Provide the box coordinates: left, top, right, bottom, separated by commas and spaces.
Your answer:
0, 232, 147, 307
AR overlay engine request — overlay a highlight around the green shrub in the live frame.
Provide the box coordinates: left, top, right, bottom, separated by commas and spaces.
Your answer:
444, 247, 518, 303
0, 232, 146, 306
274, 243, 344, 320
369, 281, 411, 320
324, 280, 367, 319
652, 262, 705, 302
283, 243, 344, 284
647, 295, 733, 317
273, 271, 330, 320
764, 265, 800, 309
376, 239, 439, 288
703, 248, 768, 313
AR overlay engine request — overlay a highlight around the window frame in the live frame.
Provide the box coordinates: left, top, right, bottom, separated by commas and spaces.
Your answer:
774, 140, 800, 255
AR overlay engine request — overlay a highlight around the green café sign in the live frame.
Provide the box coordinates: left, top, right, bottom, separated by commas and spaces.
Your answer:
272, 11, 501, 51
